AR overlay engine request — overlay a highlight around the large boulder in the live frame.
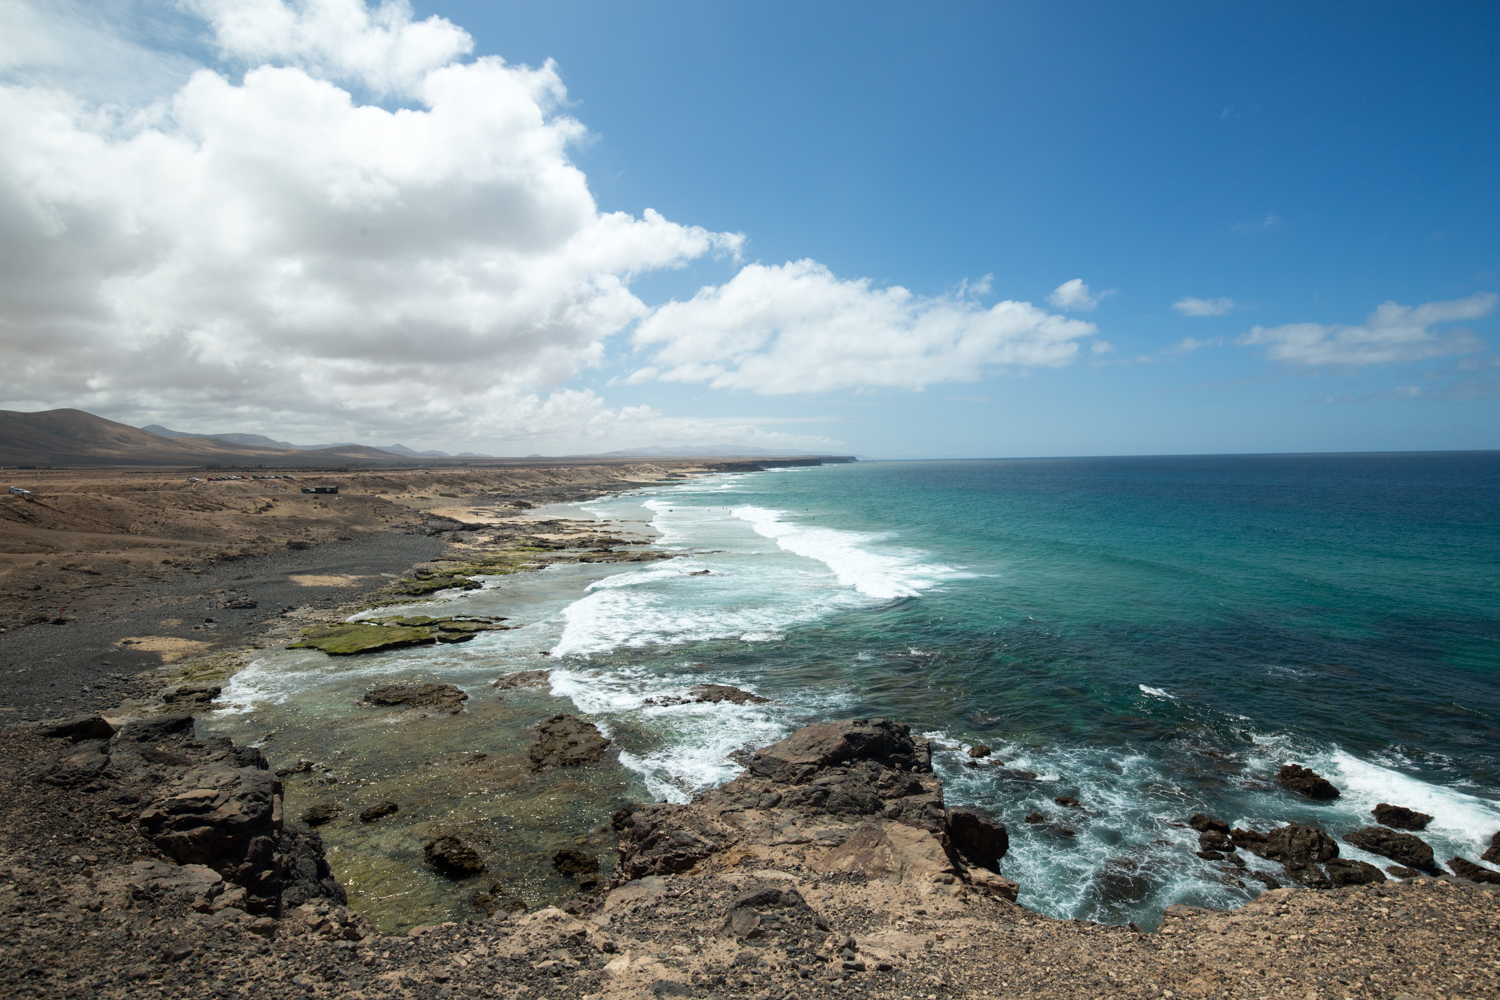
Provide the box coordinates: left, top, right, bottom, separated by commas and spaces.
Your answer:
1445, 857, 1500, 885
1324, 858, 1386, 887
1372, 803, 1432, 831
1343, 827, 1439, 874
746, 718, 929, 783
528, 715, 612, 772
1263, 824, 1339, 885
424, 836, 487, 878
946, 807, 1009, 871
1481, 831, 1500, 865
364, 683, 468, 714
1275, 764, 1340, 800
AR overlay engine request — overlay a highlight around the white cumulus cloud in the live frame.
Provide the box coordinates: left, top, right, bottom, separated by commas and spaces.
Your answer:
1173, 296, 1235, 317
0, 0, 746, 450
1048, 278, 1101, 312
628, 260, 1100, 394
1240, 293, 1495, 366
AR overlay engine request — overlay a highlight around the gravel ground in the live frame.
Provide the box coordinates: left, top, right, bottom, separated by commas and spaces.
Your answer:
0, 532, 442, 720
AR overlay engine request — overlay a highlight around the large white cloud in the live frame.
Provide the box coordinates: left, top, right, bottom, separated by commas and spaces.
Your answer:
0, 0, 749, 450
1240, 293, 1495, 366
628, 260, 1100, 394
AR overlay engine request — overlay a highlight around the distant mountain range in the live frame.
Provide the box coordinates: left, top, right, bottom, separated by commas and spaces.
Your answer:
141, 425, 467, 459
0, 409, 853, 468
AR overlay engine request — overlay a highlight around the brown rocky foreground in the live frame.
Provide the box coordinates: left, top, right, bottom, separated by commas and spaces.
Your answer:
2, 714, 1495, 1000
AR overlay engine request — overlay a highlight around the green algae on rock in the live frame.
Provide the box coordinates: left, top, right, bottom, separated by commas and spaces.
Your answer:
288, 622, 437, 655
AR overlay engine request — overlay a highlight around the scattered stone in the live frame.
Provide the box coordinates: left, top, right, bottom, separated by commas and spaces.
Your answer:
424, 836, 487, 878
1372, 803, 1433, 831
1445, 856, 1500, 885
1343, 826, 1439, 873
1481, 830, 1500, 865
527, 714, 612, 772
363, 682, 468, 713
359, 801, 399, 823
967, 744, 992, 759
301, 802, 339, 827
1190, 813, 1231, 834
1324, 858, 1386, 886
1275, 764, 1340, 800
491, 669, 551, 690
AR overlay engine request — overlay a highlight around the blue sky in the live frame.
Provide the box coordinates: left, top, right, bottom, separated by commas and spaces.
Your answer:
1, 0, 1496, 457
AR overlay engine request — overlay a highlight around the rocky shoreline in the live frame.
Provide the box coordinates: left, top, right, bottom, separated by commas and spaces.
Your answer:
2, 712, 1497, 999
3, 467, 1499, 999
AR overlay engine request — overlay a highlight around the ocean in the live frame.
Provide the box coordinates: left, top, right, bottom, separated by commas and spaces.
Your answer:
210, 452, 1500, 930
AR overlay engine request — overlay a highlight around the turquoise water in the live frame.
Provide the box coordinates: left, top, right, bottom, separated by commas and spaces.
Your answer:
216, 453, 1500, 928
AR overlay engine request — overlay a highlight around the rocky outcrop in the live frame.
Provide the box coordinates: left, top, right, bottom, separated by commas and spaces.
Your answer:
1323, 858, 1385, 887
1481, 831, 1500, 865
289, 616, 510, 654
528, 715, 612, 772
644, 684, 770, 707
1275, 764, 1340, 800
1372, 803, 1432, 830
491, 669, 551, 691
364, 682, 468, 713
1249, 824, 1340, 887
613, 719, 1016, 902
1342, 826, 1439, 874
425, 836, 487, 878
33, 712, 343, 916
1445, 856, 1500, 885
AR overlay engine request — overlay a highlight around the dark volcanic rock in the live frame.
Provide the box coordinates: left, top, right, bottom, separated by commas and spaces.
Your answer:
1276, 764, 1340, 800
425, 836, 487, 877
1484, 831, 1500, 865
38, 713, 117, 742
615, 803, 738, 879
280, 824, 347, 907
1190, 814, 1231, 835
967, 744, 992, 759
946, 807, 1008, 871
528, 714, 611, 772
364, 682, 468, 714
1386, 865, 1422, 879
301, 802, 338, 827
746, 718, 929, 782
491, 669, 551, 690
1372, 803, 1433, 831
1445, 856, 1500, 885
1324, 858, 1386, 887
552, 848, 600, 877
1263, 824, 1339, 885
1231, 827, 1270, 854
1198, 830, 1233, 852
1054, 796, 1082, 809
359, 801, 399, 822
687, 684, 769, 705
1343, 826, 1438, 873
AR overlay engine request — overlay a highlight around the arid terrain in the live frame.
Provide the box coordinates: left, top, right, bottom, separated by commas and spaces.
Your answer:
0, 461, 1496, 1000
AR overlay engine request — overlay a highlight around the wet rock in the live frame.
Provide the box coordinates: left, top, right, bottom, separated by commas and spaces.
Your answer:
1372, 803, 1433, 831
364, 682, 468, 714
1480, 831, 1500, 865
472, 884, 528, 916
280, 824, 347, 907
1089, 855, 1168, 906
1054, 795, 1081, 809
1325, 858, 1386, 887
528, 714, 612, 772
552, 849, 600, 877
1445, 856, 1500, 885
288, 622, 438, 655
1190, 814, 1231, 835
1196, 850, 1226, 861
1198, 829, 1233, 852
1263, 824, 1340, 886
1275, 764, 1340, 800
968, 744, 992, 759
1247, 870, 1283, 889
689, 683, 769, 704
1231, 827, 1270, 855
1386, 865, 1422, 879
1342, 827, 1438, 873
1024, 812, 1047, 824
946, 807, 1008, 871
424, 836, 487, 878
300, 802, 338, 827
746, 718, 929, 782
491, 669, 551, 690
38, 713, 117, 742
159, 683, 222, 706
359, 801, 399, 822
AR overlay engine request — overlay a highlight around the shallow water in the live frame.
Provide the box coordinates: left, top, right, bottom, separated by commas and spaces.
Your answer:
204, 453, 1500, 930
